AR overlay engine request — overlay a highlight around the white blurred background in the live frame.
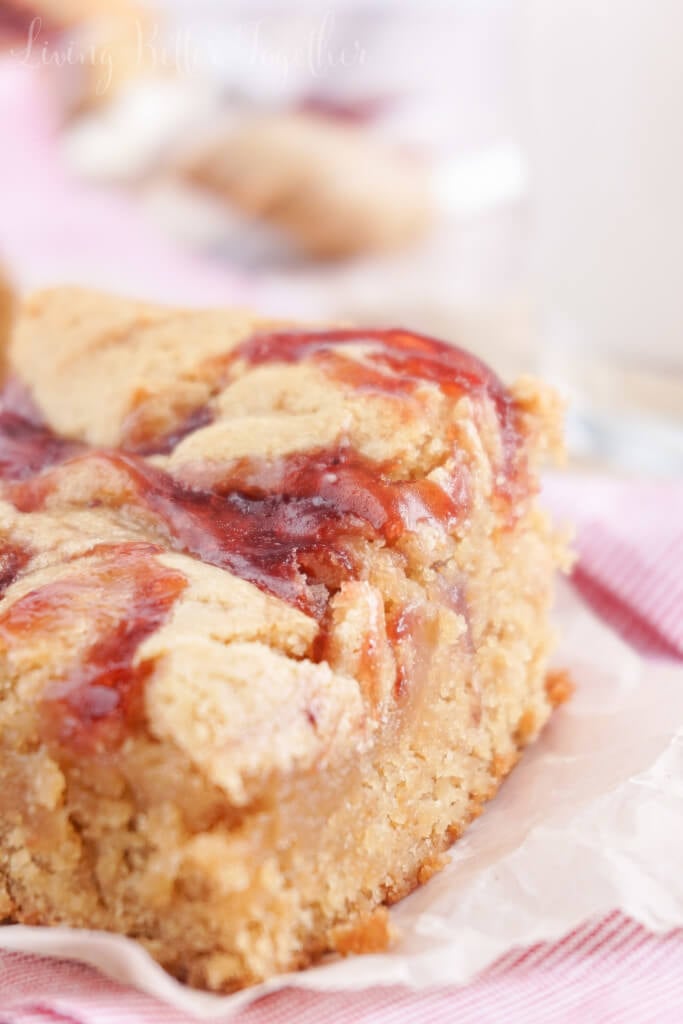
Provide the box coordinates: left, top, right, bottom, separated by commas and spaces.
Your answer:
0, 0, 681, 473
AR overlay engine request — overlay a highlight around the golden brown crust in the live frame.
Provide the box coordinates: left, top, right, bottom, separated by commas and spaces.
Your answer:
328, 907, 392, 956
546, 669, 575, 706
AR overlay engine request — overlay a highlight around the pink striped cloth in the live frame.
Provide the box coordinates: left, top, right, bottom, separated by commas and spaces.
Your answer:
1, 474, 681, 1023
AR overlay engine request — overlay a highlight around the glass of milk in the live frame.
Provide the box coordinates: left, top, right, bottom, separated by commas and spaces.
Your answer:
520, 0, 683, 473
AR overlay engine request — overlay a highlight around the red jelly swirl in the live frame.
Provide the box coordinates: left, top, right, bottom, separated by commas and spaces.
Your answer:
0, 541, 30, 597
234, 327, 524, 492
122, 328, 524, 480
0, 327, 523, 749
0, 409, 86, 480
0, 542, 187, 751
9, 445, 468, 621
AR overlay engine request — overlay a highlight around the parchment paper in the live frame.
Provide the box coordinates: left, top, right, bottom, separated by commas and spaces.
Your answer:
2, 581, 682, 1019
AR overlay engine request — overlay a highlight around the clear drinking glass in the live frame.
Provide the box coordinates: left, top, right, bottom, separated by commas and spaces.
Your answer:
521, 0, 683, 474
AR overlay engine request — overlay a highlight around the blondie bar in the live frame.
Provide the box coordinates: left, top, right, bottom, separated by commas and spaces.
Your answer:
0, 289, 569, 990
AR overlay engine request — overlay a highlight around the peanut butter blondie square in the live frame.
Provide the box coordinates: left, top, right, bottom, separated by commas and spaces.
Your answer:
0, 288, 570, 991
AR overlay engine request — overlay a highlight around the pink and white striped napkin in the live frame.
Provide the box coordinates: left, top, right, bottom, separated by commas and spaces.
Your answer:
1, 473, 682, 1023
2, 911, 682, 1024
545, 474, 683, 660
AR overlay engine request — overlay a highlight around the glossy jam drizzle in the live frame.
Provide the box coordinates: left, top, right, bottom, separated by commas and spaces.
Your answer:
0, 377, 87, 479
0, 409, 86, 480
10, 445, 468, 622
0, 541, 30, 597
238, 327, 503, 399
0, 543, 187, 751
235, 327, 523, 490
0, 327, 523, 748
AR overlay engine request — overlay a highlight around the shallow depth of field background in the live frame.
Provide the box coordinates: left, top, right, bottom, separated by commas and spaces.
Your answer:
0, 0, 681, 474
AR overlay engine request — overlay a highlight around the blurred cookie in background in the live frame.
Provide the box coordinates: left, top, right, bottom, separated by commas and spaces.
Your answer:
178, 111, 433, 261
28, 4, 520, 276
19, 3, 440, 265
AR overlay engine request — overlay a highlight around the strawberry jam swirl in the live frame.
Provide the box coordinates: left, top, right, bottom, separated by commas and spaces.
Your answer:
0, 328, 525, 749
0, 542, 187, 750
